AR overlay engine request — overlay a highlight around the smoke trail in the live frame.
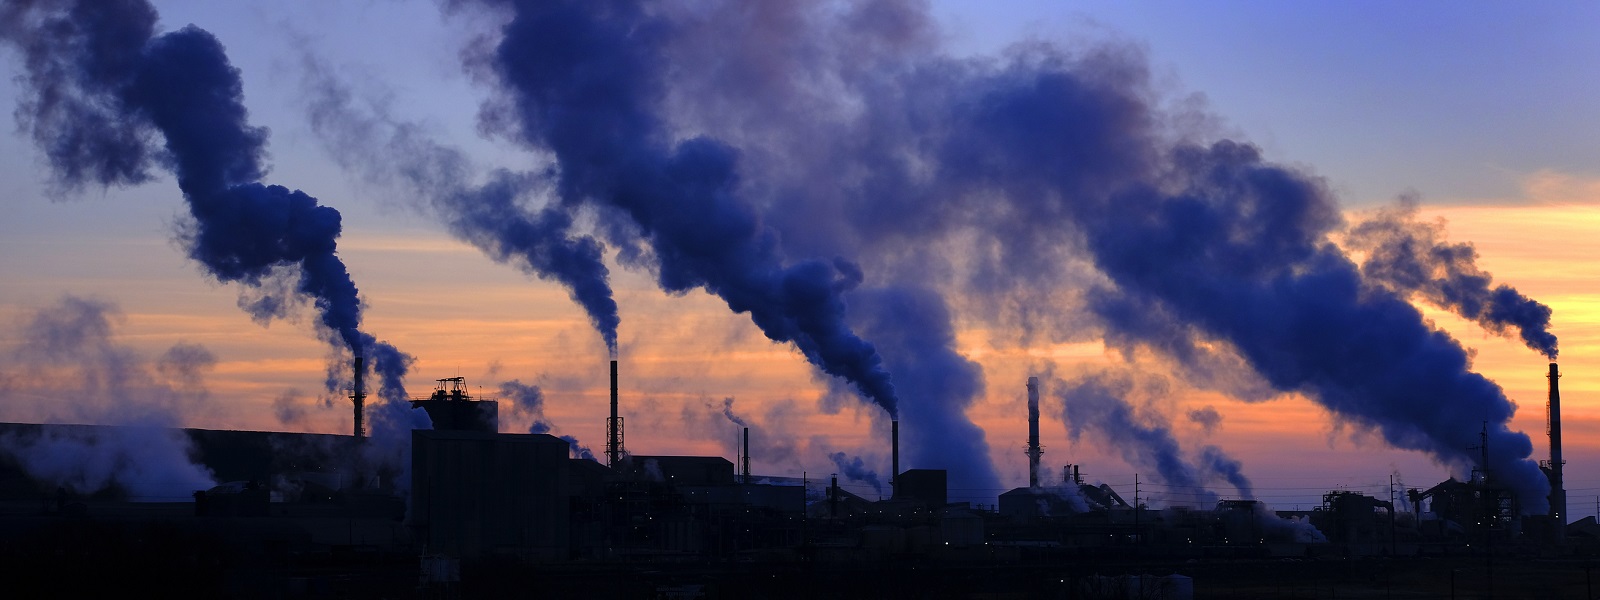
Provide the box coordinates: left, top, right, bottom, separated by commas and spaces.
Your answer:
299, 59, 621, 354
0, 0, 411, 403
332, 0, 1556, 511
718, 397, 749, 428
0, 0, 159, 193
1188, 406, 1223, 434
1055, 141, 1548, 510
1348, 198, 1558, 358
1056, 372, 1232, 506
678, 397, 803, 468
1198, 445, 1253, 499
459, 0, 899, 417
849, 286, 1001, 504
558, 435, 597, 462
0, 296, 215, 499
827, 451, 883, 495
499, 379, 596, 460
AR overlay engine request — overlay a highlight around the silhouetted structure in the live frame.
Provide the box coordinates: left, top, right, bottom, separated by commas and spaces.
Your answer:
351, 355, 366, 439
606, 359, 624, 467
890, 419, 899, 497
1545, 362, 1567, 527
410, 429, 569, 560
410, 377, 498, 433
1026, 376, 1043, 488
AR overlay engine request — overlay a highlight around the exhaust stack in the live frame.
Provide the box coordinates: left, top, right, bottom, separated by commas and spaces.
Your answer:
606, 359, 624, 467
1026, 377, 1042, 488
742, 427, 751, 484
351, 356, 366, 439
891, 420, 900, 498
1548, 362, 1567, 523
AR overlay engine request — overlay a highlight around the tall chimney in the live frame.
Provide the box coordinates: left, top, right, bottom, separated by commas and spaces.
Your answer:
1026, 377, 1043, 488
1549, 362, 1567, 524
830, 474, 839, 517
351, 356, 366, 439
606, 359, 623, 467
891, 420, 900, 498
742, 427, 751, 484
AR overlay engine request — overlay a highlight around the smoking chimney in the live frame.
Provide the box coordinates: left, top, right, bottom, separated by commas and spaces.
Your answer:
607, 359, 623, 467
351, 355, 366, 439
742, 427, 751, 484
1026, 377, 1042, 488
1548, 362, 1567, 524
891, 419, 900, 498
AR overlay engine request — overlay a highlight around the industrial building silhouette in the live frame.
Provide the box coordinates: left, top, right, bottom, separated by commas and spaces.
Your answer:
0, 362, 1592, 598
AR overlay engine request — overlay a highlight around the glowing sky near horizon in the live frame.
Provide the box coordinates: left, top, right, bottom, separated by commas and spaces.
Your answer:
1, 1, 1598, 514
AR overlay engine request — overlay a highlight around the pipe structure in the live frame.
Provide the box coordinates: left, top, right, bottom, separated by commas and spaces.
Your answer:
891, 420, 900, 499
830, 475, 839, 517
1026, 377, 1042, 488
1549, 362, 1567, 524
607, 359, 623, 467
352, 356, 366, 439
742, 427, 751, 484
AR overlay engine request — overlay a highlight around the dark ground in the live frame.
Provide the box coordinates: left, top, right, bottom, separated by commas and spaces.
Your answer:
450, 555, 1598, 599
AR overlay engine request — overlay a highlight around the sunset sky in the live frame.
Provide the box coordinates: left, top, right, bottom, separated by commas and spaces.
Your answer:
1, 1, 1598, 514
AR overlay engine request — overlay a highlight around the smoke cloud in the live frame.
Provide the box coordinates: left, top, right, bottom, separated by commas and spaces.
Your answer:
678, 397, 803, 472
0, 296, 215, 499
500, 379, 596, 460
1056, 372, 1247, 506
1348, 197, 1558, 358
827, 451, 883, 496
1187, 406, 1223, 434
458, 0, 900, 419
299, 58, 621, 354
849, 286, 1000, 503
4, 0, 1555, 512
434, 0, 1553, 511
0, 0, 415, 450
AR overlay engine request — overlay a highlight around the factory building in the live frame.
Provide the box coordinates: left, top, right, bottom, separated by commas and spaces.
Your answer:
409, 429, 569, 560
0, 361, 1591, 597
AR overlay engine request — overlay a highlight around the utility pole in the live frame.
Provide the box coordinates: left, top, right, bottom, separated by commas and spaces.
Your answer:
1133, 474, 1141, 545
1390, 473, 1398, 556
1469, 422, 1494, 599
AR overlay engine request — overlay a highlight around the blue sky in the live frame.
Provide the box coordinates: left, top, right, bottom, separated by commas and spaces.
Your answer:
935, 1, 1600, 204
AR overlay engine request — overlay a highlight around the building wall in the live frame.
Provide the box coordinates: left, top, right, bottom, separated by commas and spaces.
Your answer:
411, 430, 569, 560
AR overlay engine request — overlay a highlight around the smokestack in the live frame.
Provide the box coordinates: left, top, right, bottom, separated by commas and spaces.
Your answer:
830, 474, 839, 517
1549, 362, 1567, 524
891, 420, 899, 498
742, 427, 751, 484
607, 359, 623, 467
1026, 377, 1042, 488
351, 356, 365, 439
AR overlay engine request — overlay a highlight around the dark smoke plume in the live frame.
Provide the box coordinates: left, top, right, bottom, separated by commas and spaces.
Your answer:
849, 286, 1001, 503
1198, 445, 1252, 499
1056, 372, 1247, 505
299, 59, 621, 354
0, 0, 411, 412
1348, 198, 1558, 358
459, 0, 899, 417
1188, 406, 1223, 434
443, 0, 1556, 510
500, 379, 596, 460
1060, 141, 1547, 509
827, 451, 883, 495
